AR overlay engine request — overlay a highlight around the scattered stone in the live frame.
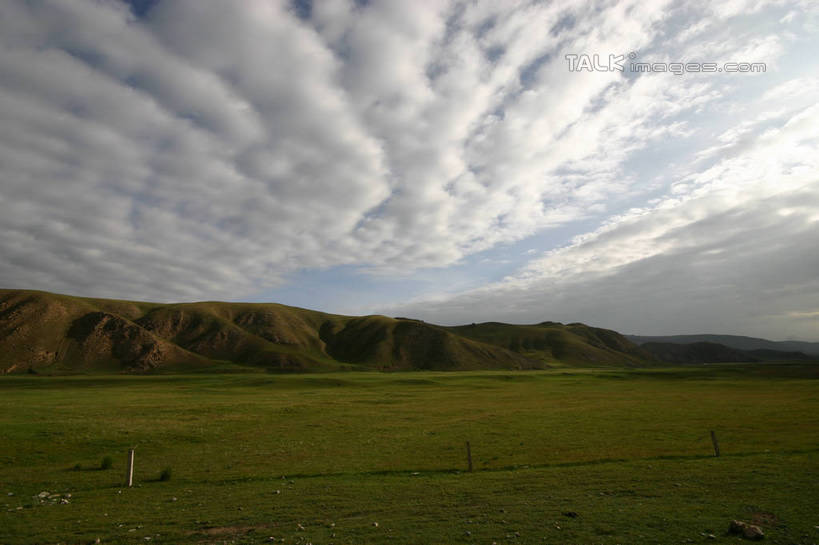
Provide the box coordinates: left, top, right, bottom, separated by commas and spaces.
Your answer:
372, 522, 379, 527
707, 534, 716, 540
562, 511, 579, 518
464, 530, 471, 536
297, 523, 305, 531
38, 491, 49, 498
170, 497, 177, 502
60, 498, 70, 504
7, 492, 13, 496
729, 520, 765, 540
274, 490, 281, 494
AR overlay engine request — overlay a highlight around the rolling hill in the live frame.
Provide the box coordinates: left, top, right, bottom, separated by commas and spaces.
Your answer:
637, 341, 815, 364
446, 321, 656, 367
627, 334, 819, 357
0, 289, 655, 374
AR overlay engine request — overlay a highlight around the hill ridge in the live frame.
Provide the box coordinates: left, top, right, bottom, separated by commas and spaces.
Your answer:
627, 334, 819, 357
1, 288, 655, 373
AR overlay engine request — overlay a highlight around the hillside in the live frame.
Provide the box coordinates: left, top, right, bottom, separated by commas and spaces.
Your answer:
445, 321, 656, 367
639, 341, 815, 364
0, 289, 656, 374
627, 334, 819, 357
640, 342, 757, 364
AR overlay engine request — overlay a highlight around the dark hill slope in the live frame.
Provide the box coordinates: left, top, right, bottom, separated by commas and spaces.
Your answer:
322, 317, 538, 370
640, 341, 815, 364
746, 349, 815, 361
627, 334, 819, 357
0, 289, 543, 373
133, 303, 336, 370
446, 321, 656, 367
641, 342, 755, 364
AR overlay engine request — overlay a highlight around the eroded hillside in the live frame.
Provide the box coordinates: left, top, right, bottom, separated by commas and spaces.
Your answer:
0, 289, 655, 373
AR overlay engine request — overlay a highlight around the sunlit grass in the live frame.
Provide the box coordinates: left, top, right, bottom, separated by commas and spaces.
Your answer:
1, 365, 817, 544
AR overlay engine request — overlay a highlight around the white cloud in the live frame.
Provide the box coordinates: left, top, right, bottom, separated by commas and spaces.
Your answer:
0, 0, 692, 300
382, 102, 819, 339
0, 0, 816, 342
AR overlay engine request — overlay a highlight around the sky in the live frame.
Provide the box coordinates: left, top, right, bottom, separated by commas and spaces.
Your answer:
0, 0, 817, 340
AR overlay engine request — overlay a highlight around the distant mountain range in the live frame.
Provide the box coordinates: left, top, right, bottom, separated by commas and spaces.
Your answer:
1, 289, 814, 374
0, 289, 656, 374
636, 341, 815, 364
627, 334, 819, 358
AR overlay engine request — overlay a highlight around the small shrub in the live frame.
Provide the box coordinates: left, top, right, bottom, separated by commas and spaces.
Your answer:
159, 467, 172, 481
73, 463, 82, 471
100, 456, 113, 470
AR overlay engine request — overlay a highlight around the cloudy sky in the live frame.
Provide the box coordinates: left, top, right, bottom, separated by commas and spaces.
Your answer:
1, 0, 817, 340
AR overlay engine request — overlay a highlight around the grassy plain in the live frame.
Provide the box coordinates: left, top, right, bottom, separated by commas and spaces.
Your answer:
1, 365, 818, 544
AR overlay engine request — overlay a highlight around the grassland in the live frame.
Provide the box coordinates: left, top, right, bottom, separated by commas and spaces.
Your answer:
1, 365, 818, 544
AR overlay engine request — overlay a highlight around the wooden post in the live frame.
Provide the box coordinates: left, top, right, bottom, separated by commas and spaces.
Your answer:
710, 431, 720, 457
466, 441, 473, 472
126, 449, 135, 487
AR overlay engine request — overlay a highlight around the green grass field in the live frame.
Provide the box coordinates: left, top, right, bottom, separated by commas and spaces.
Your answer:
1, 365, 818, 544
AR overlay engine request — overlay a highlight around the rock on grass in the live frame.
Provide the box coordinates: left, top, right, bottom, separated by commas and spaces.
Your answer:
729, 520, 764, 540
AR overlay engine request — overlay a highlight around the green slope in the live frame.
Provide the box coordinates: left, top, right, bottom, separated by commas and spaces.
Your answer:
321, 316, 539, 370
447, 321, 656, 367
0, 290, 212, 373
627, 334, 819, 357
0, 289, 653, 373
